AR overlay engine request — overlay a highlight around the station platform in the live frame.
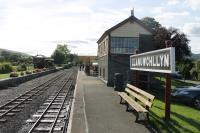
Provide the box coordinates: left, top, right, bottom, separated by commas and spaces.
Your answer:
69, 71, 152, 133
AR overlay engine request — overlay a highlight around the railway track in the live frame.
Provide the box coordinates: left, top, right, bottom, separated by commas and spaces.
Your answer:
0, 70, 69, 123
26, 72, 74, 133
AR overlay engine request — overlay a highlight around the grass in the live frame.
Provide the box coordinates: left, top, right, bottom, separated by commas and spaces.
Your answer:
148, 77, 200, 132
155, 76, 196, 89
0, 73, 10, 79
0, 72, 23, 79
0, 65, 34, 79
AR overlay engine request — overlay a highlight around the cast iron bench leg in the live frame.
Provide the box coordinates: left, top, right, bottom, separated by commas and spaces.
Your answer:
120, 97, 123, 104
126, 102, 129, 112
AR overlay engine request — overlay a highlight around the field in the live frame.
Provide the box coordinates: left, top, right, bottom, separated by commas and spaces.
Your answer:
149, 77, 200, 132
0, 73, 10, 79
0, 65, 34, 79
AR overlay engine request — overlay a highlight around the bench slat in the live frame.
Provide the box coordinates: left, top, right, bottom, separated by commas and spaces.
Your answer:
127, 84, 155, 101
125, 88, 153, 108
118, 92, 148, 112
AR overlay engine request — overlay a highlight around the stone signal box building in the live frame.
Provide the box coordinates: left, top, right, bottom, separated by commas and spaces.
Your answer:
97, 10, 155, 86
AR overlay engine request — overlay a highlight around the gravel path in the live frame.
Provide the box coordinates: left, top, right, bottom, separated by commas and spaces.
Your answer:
0, 69, 73, 133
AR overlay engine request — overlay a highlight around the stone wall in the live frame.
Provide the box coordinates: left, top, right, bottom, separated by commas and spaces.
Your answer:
0, 68, 63, 89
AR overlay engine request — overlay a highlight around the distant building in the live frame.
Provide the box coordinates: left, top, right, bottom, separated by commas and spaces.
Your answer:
78, 56, 97, 65
97, 10, 155, 86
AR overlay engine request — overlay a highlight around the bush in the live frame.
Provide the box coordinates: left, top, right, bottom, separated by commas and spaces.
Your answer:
10, 72, 19, 77
35, 69, 42, 73
26, 71, 32, 75
11, 62, 18, 66
32, 70, 36, 73
17, 64, 27, 71
63, 64, 72, 69
20, 72, 25, 76
0, 63, 13, 74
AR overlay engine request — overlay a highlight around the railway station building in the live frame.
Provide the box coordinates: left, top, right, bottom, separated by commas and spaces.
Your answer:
97, 10, 155, 86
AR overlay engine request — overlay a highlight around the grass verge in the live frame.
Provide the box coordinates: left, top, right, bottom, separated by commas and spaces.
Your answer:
148, 77, 200, 132
0, 73, 10, 79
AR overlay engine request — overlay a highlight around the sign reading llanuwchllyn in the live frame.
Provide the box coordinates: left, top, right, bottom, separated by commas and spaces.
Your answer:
130, 47, 175, 73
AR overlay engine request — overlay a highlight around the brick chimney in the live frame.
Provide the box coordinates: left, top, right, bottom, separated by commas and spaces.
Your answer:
131, 8, 134, 17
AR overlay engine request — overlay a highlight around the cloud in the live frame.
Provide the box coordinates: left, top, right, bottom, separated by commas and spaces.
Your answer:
188, 36, 200, 54
151, 6, 190, 27
155, 11, 189, 21
167, 0, 180, 5
87, 38, 98, 42
183, 22, 200, 36
167, 0, 200, 10
185, 0, 200, 10
67, 40, 90, 44
0, 0, 199, 55
51, 40, 90, 44
152, 6, 165, 14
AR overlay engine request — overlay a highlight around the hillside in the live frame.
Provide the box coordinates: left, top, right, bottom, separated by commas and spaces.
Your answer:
191, 53, 200, 61
0, 48, 30, 61
0, 48, 30, 56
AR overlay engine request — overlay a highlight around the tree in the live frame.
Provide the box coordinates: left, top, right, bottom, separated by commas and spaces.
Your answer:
141, 17, 191, 61
56, 44, 70, 57
141, 17, 161, 30
51, 44, 70, 65
196, 61, 200, 80
52, 50, 65, 65
190, 68, 198, 80
154, 27, 191, 62
177, 59, 194, 80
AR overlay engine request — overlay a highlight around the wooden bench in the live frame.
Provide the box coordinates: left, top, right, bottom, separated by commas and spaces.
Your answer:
118, 84, 155, 122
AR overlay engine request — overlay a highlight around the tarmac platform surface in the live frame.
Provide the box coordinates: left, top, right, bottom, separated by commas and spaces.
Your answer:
70, 71, 152, 133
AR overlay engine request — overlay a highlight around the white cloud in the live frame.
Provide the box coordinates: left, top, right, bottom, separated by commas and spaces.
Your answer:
167, 0, 180, 5
183, 22, 200, 54
185, 0, 200, 10
155, 11, 189, 20
183, 22, 200, 36
151, 6, 190, 27
167, 0, 200, 10
152, 6, 165, 14
0, 0, 200, 55
188, 36, 200, 54
0, 0, 131, 56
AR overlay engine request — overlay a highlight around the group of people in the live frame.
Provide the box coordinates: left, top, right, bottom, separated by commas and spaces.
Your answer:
79, 64, 85, 71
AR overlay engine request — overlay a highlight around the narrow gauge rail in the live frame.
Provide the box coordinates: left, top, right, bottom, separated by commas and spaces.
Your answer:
27, 73, 73, 133
0, 70, 68, 122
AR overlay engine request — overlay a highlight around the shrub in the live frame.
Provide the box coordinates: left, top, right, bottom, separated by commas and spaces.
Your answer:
17, 64, 27, 71
10, 72, 19, 77
20, 72, 25, 76
0, 63, 13, 74
63, 64, 72, 69
32, 70, 36, 73
35, 69, 42, 73
26, 71, 32, 75
11, 62, 18, 66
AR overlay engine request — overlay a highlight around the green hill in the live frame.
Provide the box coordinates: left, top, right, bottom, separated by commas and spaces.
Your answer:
0, 48, 30, 62
0, 48, 30, 56
191, 53, 200, 61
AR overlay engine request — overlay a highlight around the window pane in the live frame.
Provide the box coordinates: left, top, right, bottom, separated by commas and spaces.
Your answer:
110, 37, 139, 54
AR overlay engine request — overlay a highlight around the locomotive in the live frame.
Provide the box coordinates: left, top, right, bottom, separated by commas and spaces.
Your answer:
33, 55, 55, 69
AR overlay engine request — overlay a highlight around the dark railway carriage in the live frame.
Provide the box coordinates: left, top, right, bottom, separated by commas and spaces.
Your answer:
33, 55, 55, 69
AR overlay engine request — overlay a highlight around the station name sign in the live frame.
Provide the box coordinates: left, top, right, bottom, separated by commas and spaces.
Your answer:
130, 47, 175, 73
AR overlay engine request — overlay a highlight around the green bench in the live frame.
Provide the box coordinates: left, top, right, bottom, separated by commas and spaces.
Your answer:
118, 84, 155, 122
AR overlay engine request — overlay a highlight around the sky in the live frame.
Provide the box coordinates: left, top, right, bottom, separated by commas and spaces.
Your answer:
0, 0, 200, 56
